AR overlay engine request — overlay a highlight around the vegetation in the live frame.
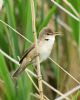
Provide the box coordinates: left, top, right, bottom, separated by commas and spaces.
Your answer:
0, 0, 80, 100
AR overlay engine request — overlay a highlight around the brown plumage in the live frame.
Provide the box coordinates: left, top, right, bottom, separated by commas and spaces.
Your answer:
12, 45, 37, 77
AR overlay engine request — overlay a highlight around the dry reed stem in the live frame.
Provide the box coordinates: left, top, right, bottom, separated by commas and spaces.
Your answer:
63, 0, 79, 18
0, 1, 79, 99
51, 0, 79, 22
0, 5, 80, 85
0, 48, 69, 100
0, 19, 79, 99
26, 72, 39, 92
42, 80, 70, 100
55, 85, 80, 100
35, 93, 49, 100
30, 0, 43, 99
1, 19, 79, 84
49, 57, 80, 84
55, 17, 72, 32
27, 73, 50, 100
31, 93, 49, 100
30, 93, 41, 99
0, 17, 79, 99
0, 20, 32, 44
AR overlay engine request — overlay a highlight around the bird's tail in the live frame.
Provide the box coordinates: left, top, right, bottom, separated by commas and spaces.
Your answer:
12, 66, 23, 77
12, 59, 30, 77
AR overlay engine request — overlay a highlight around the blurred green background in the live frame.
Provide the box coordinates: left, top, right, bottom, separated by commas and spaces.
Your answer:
0, 0, 80, 100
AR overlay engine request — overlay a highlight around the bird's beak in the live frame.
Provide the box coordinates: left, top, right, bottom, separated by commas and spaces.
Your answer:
54, 32, 63, 37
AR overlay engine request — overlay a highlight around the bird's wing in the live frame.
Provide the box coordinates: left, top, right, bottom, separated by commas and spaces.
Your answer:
19, 44, 35, 63
12, 44, 37, 77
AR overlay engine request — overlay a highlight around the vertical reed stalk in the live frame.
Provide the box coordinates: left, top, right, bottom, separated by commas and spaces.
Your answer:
30, 0, 43, 99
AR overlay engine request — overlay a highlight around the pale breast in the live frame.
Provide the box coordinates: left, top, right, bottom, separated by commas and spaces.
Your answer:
38, 42, 52, 63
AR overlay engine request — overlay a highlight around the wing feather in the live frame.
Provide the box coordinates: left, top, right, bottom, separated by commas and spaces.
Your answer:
19, 44, 35, 63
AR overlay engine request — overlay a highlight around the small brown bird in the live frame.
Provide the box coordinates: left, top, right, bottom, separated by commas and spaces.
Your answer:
12, 27, 60, 77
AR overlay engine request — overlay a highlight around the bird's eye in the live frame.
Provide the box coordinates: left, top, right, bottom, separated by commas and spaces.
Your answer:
46, 33, 50, 35
45, 39, 49, 41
